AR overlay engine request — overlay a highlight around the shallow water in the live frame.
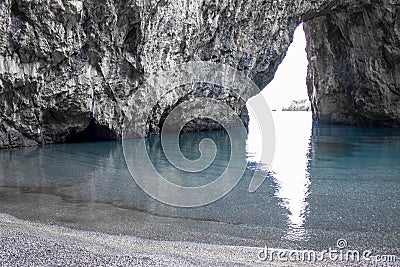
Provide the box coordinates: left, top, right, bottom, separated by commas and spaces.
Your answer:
0, 112, 399, 254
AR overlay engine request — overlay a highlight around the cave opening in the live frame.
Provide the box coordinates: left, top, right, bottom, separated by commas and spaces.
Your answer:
66, 119, 118, 143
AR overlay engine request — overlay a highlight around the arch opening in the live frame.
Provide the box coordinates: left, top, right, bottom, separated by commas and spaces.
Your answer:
246, 23, 313, 240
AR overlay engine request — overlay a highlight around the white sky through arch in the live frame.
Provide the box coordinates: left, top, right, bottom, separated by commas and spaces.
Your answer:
261, 23, 309, 110
246, 23, 311, 165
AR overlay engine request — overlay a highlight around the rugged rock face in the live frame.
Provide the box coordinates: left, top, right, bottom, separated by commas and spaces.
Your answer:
0, 0, 397, 148
304, 1, 400, 127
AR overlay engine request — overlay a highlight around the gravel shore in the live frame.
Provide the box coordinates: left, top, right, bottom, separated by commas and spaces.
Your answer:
0, 213, 275, 266
0, 213, 398, 266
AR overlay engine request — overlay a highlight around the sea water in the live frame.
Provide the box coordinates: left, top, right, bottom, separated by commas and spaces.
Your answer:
0, 112, 399, 254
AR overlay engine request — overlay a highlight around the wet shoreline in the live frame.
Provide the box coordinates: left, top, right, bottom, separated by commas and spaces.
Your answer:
0, 186, 398, 258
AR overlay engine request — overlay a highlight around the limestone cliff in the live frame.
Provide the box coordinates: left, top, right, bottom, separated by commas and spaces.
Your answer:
304, 1, 400, 127
0, 0, 397, 148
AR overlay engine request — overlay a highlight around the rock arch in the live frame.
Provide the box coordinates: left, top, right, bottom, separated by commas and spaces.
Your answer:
0, 0, 398, 148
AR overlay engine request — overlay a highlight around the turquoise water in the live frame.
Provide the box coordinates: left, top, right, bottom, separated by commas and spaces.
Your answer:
0, 112, 399, 254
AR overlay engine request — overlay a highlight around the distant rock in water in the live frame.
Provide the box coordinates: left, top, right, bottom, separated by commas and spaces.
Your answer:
282, 99, 311, 112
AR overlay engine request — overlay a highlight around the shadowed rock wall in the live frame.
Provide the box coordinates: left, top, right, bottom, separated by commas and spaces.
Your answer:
304, 1, 400, 127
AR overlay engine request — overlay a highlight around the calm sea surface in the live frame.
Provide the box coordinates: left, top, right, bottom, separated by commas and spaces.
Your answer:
0, 112, 399, 253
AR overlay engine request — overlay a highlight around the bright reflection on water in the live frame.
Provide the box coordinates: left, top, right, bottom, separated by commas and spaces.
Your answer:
247, 111, 312, 240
